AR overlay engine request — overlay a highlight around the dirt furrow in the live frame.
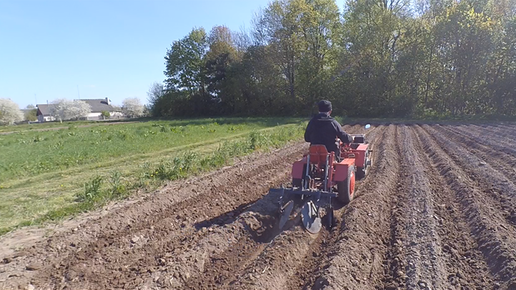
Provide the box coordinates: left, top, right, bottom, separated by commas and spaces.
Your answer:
0, 142, 308, 290
408, 125, 493, 288
444, 124, 516, 161
418, 125, 516, 288
430, 125, 516, 228
388, 125, 448, 289
490, 124, 516, 140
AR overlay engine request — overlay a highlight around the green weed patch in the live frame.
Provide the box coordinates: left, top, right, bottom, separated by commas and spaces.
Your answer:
0, 118, 305, 235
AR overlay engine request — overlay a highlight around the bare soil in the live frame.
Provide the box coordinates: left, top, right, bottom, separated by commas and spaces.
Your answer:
2, 123, 516, 290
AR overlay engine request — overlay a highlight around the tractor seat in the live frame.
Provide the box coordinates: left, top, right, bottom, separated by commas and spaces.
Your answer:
309, 145, 331, 164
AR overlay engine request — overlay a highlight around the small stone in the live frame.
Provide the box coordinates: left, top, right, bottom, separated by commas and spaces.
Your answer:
131, 236, 140, 243
26, 264, 40, 271
183, 272, 190, 279
26, 284, 35, 290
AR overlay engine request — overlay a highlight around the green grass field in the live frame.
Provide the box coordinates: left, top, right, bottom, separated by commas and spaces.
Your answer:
0, 117, 306, 235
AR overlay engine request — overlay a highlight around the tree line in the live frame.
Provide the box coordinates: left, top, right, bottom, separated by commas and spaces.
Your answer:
149, 0, 516, 119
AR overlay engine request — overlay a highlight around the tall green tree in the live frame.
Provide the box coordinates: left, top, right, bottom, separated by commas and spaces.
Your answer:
338, 0, 410, 117
152, 0, 516, 119
164, 28, 208, 94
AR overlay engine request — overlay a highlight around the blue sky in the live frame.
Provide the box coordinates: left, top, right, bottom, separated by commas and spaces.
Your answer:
0, 0, 275, 108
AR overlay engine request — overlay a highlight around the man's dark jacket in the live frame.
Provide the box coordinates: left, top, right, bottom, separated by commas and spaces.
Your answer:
304, 113, 354, 153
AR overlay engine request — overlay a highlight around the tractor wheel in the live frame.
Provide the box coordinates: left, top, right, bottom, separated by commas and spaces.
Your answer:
338, 166, 355, 205
356, 150, 372, 179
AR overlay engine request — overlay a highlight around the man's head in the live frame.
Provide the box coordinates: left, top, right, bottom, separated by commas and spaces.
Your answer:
318, 100, 332, 114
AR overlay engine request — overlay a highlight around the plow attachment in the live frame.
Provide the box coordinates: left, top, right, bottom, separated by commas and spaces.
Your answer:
270, 187, 336, 234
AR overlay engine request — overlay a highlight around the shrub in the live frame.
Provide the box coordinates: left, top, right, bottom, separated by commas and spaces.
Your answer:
109, 171, 127, 198
77, 175, 103, 202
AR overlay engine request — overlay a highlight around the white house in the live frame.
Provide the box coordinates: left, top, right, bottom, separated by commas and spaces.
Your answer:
36, 98, 123, 122
36, 104, 56, 122
80, 98, 123, 120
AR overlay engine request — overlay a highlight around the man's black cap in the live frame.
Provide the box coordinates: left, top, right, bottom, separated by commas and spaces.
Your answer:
318, 100, 332, 112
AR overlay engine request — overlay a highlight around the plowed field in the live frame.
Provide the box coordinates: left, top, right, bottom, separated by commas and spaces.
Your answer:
2, 123, 516, 290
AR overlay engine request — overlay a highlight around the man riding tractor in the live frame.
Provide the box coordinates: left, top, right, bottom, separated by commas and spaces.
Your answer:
304, 100, 354, 160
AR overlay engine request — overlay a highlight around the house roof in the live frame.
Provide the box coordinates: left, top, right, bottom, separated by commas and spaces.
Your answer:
36, 99, 117, 116
79, 99, 116, 113
36, 104, 53, 116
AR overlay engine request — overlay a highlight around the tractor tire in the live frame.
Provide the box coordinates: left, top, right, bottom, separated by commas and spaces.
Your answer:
356, 150, 372, 179
337, 165, 355, 205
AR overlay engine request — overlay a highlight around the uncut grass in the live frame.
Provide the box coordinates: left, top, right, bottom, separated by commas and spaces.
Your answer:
0, 117, 301, 182
2, 124, 287, 191
0, 121, 305, 234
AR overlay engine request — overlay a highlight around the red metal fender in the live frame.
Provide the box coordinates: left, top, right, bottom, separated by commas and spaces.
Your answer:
292, 157, 306, 180
333, 158, 355, 183
351, 143, 369, 168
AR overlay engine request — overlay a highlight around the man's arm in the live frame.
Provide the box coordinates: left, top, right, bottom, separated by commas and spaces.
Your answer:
333, 120, 354, 143
304, 120, 313, 142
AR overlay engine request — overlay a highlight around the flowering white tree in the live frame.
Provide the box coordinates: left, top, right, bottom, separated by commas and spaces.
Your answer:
122, 98, 144, 118
50, 99, 91, 122
0, 99, 24, 125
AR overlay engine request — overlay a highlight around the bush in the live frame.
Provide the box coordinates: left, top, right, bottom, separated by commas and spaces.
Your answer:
109, 171, 128, 198
77, 175, 103, 202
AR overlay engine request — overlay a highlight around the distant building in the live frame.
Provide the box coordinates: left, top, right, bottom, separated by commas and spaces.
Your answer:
36, 98, 123, 122
80, 98, 123, 120
36, 104, 56, 122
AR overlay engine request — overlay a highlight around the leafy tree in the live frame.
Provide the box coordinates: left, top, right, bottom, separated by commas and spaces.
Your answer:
164, 28, 208, 94
151, 0, 516, 119
147, 82, 165, 104
101, 111, 110, 119
24, 109, 38, 121
0, 99, 23, 124
205, 26, 238, 93
147, 82, 166, 116
254, 0, 305, 104
50, 99, 92, 122
122, 98, 144, 118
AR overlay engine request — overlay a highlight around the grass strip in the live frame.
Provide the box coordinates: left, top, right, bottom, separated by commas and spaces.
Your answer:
0, 123, 305, 235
